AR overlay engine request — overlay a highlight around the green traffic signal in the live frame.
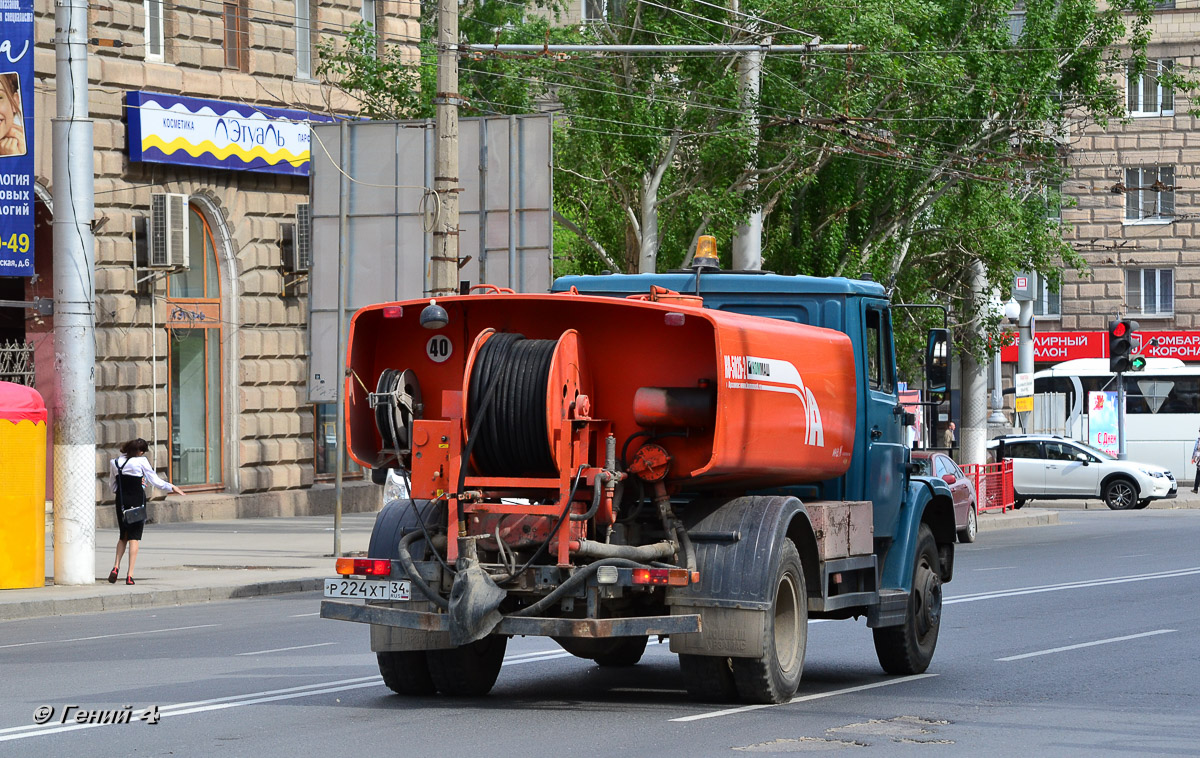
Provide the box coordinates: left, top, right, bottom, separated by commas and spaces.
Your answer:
1130, 354, 1147, 371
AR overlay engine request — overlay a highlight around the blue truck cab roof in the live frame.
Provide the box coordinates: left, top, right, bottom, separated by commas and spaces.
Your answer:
552, 271, 888, 300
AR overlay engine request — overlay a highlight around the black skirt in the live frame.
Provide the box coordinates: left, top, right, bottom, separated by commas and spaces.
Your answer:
116, 502, 145, 541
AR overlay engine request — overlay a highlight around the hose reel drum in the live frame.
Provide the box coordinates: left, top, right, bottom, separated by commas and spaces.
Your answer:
370, 368, 423, 470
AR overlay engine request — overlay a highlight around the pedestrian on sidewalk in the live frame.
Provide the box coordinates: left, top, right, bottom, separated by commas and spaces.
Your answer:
943, 422, 956, 450
1191, 428, 1200, 494
108, 438, 185, 585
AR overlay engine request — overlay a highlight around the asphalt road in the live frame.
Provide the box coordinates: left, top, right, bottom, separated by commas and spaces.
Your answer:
3, 508, 1199, 757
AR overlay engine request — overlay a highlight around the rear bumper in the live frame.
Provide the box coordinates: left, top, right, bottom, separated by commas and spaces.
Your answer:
320, 599, 701, 638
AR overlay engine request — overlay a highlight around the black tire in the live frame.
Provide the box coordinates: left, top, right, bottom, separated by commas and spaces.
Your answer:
678, 654, 739, 703
730, 539, 807, 704
377, 651, 436, 696
873, 524, 942, 675
1013, 496, 1026, 510
957, 506, 978, 544
1103, 477, 1138, 510
371, 467, 390, 485
425, 635, 507, 696
593, 636, 649, 667
1135, 498, 1151, 510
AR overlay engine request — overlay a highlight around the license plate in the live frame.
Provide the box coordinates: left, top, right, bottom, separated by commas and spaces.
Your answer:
323, 578, 411, 601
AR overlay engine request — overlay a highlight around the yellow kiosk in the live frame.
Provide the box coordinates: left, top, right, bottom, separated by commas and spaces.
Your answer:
0, 381, 47, 589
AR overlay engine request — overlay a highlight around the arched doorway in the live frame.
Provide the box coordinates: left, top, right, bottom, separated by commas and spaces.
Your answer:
165, 204, 223, 488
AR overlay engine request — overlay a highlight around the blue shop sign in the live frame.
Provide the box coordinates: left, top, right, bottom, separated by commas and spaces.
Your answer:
127, 91, 335, 176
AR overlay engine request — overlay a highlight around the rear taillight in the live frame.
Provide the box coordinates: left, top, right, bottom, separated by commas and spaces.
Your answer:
335, 558, 392, 577
632, 568, 690, 586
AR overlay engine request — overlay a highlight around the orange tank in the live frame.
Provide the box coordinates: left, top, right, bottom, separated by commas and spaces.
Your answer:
346, 290, 856, 490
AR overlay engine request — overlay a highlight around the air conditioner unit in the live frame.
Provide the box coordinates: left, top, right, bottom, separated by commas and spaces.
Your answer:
149, 192, 190, 268
280, 205, 312, 274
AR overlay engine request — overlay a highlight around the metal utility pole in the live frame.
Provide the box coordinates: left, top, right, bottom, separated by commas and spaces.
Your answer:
430, 0, 461, 296
732, 27, 768, 271
333, 121, 350, 558
1117, 369, 1127, 459
52, 0, 97, 585
960, 260, 989, 465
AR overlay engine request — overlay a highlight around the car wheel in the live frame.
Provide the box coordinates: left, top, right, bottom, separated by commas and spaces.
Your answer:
1135, 499, 1151, 510
958, 506, 977, 544
1013, 494, 1025, 510
1103, 478, 1138, 511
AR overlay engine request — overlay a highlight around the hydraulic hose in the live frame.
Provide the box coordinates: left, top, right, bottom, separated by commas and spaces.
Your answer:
571, 540, 677, 562
569, 476, 604, 522
396, 530, 450, 610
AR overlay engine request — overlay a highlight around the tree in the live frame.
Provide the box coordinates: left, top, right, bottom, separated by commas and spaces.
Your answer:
316, 0, 1164, 353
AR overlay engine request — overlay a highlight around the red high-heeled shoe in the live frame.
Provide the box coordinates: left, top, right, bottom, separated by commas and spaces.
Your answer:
108, 568, 119, 584
125, 576, 135, 585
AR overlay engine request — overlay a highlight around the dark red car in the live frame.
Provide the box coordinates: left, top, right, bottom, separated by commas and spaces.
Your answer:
910, 451, 977, 543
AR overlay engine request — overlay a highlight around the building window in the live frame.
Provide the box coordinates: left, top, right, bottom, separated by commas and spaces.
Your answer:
1126, 268, 1174, 317
145, 0, 164, 60
295, 0, 311, 79
362, 0, 375, 27
224, 0, 249, 72
1124, 166, 1174, 222
167, 206, 224, 488
1128, 59, 1174, 116
1032, 272, 1060, 317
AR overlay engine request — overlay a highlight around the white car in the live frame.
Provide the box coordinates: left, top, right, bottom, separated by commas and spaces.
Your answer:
986, 435, 1178, 511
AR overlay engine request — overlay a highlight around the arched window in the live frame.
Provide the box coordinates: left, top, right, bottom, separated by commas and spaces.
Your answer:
165, 205, 223, 488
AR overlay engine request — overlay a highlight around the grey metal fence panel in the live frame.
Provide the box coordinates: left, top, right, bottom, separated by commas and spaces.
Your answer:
307, 115, 553, 404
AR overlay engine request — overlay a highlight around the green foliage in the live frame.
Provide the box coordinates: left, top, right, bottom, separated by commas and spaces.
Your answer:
317, 0, 1168, 352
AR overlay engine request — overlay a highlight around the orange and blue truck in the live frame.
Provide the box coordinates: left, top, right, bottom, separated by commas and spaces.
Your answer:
320, 252, 957, 704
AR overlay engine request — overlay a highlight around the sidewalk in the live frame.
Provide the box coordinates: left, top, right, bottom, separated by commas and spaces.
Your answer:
0, 513, 377, 622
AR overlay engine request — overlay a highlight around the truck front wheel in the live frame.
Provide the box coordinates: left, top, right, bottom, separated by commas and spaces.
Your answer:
377, 651, 436, 696
873, 524, 941, 675
426, 635, 508, 696
730, 539, 807, 704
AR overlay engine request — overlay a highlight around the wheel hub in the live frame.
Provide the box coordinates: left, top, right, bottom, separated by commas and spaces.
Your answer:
914, 564, 942, 636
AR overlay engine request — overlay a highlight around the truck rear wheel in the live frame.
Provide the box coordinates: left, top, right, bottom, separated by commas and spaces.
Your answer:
377, 651, 436, 696
873, 524, 941, 675
678, 654, 738, 702
426, 635, 508, 696
730, 539, 807, 704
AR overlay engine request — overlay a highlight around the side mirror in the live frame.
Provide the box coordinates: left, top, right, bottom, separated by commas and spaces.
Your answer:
1075, 452, 1089, 465
941, 473, 957, 485
926, 328, 951, 395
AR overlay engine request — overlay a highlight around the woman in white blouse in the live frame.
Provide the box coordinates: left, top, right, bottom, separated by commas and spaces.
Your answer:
108, 438, 185, 585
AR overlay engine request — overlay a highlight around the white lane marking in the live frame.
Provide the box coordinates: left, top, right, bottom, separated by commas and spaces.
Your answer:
290, 612, 320, 618
236, 642, 338, 656
972, 566, 1016, 571
945, 566, 1200, 605
1117, 554, 1150, 559
0, 648, 570, 742
671, 675, 937, 722
996, 630, 1176, 662
505, 649, 569, 660
0, 624, 220, 650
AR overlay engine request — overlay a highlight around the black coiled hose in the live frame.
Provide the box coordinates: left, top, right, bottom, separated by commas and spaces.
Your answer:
467, 333, 557, 477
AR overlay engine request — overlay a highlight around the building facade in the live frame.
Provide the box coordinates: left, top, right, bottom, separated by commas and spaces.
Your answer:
1039, 3, 1200, 364
23, 0, 419, 517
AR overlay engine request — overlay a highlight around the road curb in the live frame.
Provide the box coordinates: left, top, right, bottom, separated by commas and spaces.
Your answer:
0, 578, 324, 622
978, 509, 1059, 532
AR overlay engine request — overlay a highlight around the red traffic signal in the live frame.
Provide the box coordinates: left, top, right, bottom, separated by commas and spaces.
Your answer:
1108, 319, 1138, 373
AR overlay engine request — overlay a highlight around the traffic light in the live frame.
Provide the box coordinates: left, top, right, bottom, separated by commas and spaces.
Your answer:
1108, 319, 1139, 373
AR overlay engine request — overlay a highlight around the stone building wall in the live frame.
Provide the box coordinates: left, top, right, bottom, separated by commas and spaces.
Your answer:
29, 0, 420, 504
1061, 10, 1200, 332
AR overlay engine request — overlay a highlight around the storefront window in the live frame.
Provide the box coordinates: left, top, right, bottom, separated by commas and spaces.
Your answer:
167, 206, 223, 488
